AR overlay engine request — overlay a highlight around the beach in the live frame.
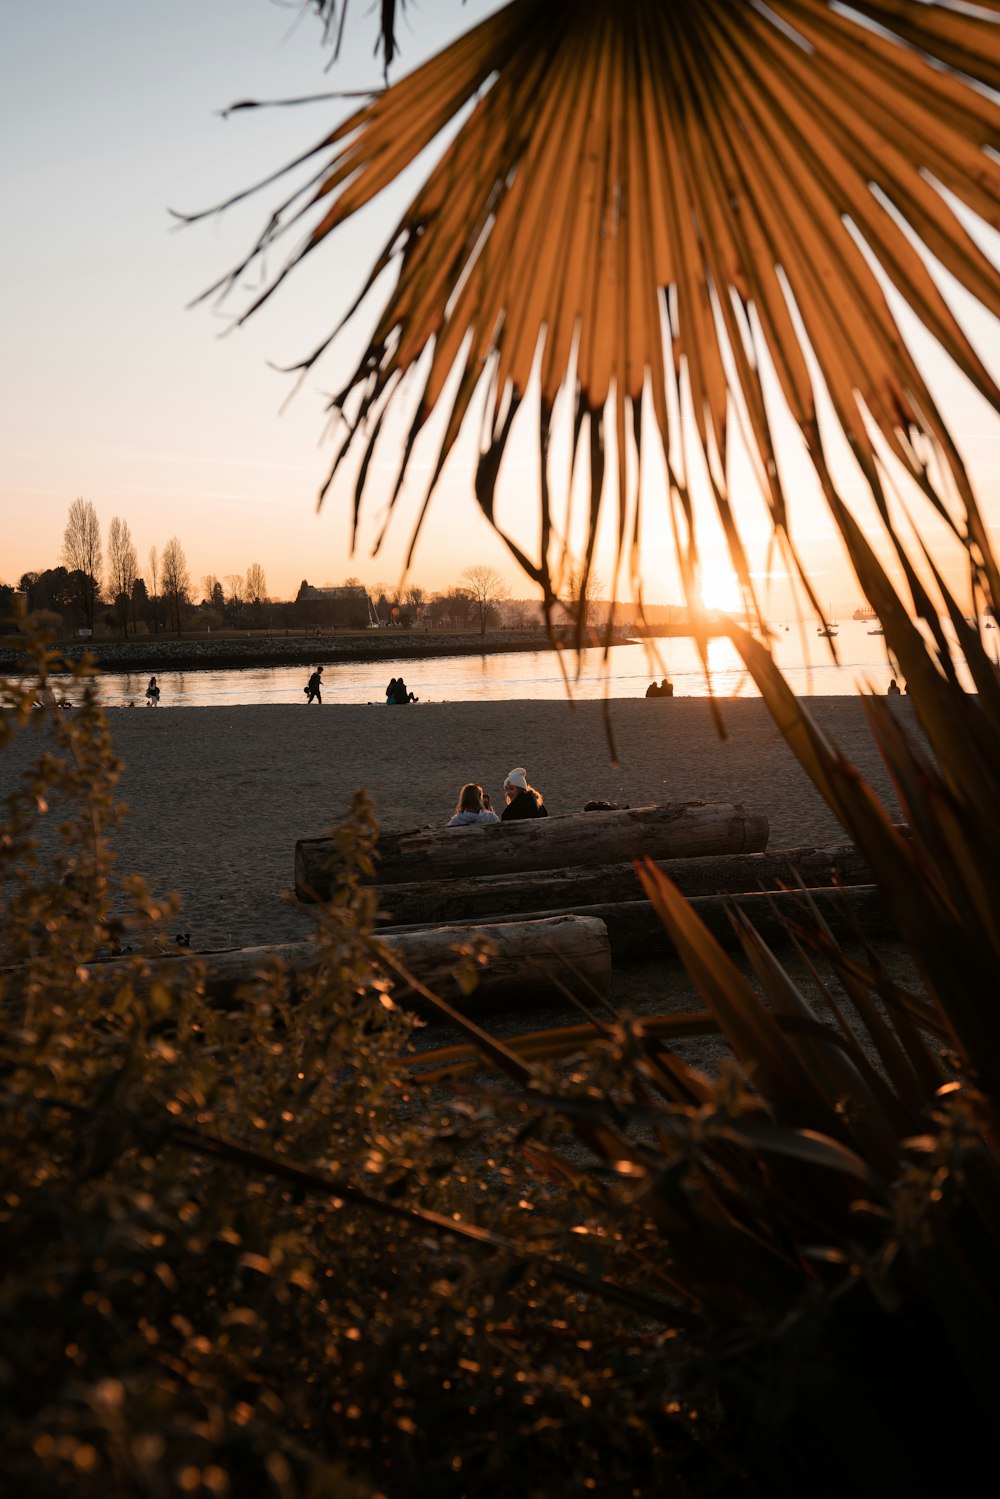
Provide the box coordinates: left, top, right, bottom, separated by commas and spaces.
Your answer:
1, 695, 914, 953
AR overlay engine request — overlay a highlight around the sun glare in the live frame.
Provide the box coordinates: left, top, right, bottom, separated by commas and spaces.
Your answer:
698, 568, 742, 615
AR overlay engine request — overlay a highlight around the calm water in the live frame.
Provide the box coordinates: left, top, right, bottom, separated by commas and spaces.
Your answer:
46, 621, 992, 707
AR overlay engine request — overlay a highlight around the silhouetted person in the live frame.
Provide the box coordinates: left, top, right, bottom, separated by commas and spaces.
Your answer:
387, 676, 418, 704
304, 667, 323, 703
146, 676, 160, 706
887, 678, 901, 696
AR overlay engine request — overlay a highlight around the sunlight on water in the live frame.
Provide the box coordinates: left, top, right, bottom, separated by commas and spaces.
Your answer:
51, 621, 985, 708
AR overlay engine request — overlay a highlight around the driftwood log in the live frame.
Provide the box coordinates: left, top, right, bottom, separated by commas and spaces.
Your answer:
296, 801, 769, 901
372, 843, 873, 928
65, 915, 612, 1011
380, 885, 895, 961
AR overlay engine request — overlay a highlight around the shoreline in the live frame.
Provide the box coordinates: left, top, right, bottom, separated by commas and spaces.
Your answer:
0, 628, 602, 676
0, 624, 728, 677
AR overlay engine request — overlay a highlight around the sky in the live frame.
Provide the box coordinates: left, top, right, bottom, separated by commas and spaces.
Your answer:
2, 0, 998, 614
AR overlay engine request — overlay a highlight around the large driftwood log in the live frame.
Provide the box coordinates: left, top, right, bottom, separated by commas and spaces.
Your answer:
381, 915, 611, 1009
373, 843, 873, 927
380, 885, 895, 961
65, 916, 611, 1011
296, 801, 769, 901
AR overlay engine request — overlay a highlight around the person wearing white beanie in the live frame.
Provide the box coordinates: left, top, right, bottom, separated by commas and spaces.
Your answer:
501, 766, 548, 821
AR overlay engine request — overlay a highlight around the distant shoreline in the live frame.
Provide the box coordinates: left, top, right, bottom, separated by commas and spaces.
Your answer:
0, 620, 734, 674
0, 629, 561, 675
0, 626, 717, 677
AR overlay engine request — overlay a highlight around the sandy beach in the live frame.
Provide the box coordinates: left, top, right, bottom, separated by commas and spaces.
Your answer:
1, 696, 914, 953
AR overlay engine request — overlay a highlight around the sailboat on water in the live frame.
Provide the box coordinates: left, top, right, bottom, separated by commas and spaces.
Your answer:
817, 605, 838, 638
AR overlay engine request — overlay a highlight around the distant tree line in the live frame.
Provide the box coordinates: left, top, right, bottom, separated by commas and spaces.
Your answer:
3, 499, 275, 640
1, 501, 557, 638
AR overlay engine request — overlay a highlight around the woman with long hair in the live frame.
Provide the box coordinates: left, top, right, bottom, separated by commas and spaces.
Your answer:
446, 783, 500, 827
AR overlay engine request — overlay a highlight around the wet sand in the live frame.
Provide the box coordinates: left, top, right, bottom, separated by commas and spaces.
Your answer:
0, 696, 914, 952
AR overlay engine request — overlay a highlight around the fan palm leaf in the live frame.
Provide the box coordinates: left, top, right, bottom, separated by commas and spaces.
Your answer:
197, 0, 1000, 625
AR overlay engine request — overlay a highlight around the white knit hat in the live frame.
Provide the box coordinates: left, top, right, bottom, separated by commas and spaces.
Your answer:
504, 766, 527, 790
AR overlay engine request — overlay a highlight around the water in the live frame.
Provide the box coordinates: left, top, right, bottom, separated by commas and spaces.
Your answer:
43, 620, 992, 707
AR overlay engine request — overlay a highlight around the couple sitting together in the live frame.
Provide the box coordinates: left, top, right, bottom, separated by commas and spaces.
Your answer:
447, 767, 548, 826
386, 676, 418, 705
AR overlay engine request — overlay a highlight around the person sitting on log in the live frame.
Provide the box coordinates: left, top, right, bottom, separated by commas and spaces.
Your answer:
446, 783, 501, 826
501, 766, 548, 821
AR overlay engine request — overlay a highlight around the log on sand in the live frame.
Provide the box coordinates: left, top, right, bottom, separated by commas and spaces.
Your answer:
54, 886, 893, 1020
296, 801, 770, 901
372, 843, 873, 927
69, 916, 612, 1012
380, 885, 895, 961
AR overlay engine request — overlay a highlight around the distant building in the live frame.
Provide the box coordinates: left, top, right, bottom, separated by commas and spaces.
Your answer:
294, 582, 373, 628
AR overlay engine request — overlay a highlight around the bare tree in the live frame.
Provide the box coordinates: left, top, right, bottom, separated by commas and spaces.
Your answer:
405, 584, 426, 609
147, 546, 160, 635
161, 537, 190, 635
461, 565, 509, 636
62, 497, 102, 632
564, 565, 605, 629
107, 517, 138, 638
224, 573, 246, 626
201, 574, 220, 605
245, 562, 268, 621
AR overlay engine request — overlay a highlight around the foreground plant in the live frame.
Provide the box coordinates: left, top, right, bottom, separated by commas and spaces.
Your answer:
1, 656, 718, 1496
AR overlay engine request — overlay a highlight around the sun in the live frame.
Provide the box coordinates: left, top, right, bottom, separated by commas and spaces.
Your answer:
698, 567, 742, 615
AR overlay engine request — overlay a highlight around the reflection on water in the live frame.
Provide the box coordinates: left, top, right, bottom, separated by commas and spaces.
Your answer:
40, 622, 961, 708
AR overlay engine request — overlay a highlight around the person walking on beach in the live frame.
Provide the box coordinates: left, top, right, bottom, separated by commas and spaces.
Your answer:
447, 784, 500, 826
145, 676, 160, 706
304, 667, 323, 704
501, 766, 548, 820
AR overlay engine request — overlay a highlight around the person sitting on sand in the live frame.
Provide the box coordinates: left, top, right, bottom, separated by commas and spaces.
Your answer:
447, 783, 500, 826
645, 678, 674, 698
887, 678, 901, 696
304, 667, 323, 704
35, 686, 71, 710
146, 676, 160, 706
501, 766, 548, 821
387, 676, 418, 704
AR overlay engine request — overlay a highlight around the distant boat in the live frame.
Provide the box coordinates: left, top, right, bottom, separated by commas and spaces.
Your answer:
853, 605, 877, 621
868, 626, 885, 636
818, 606, 838, 638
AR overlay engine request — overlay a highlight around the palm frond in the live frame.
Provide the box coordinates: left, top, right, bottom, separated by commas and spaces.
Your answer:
210, 0, 1000, 620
